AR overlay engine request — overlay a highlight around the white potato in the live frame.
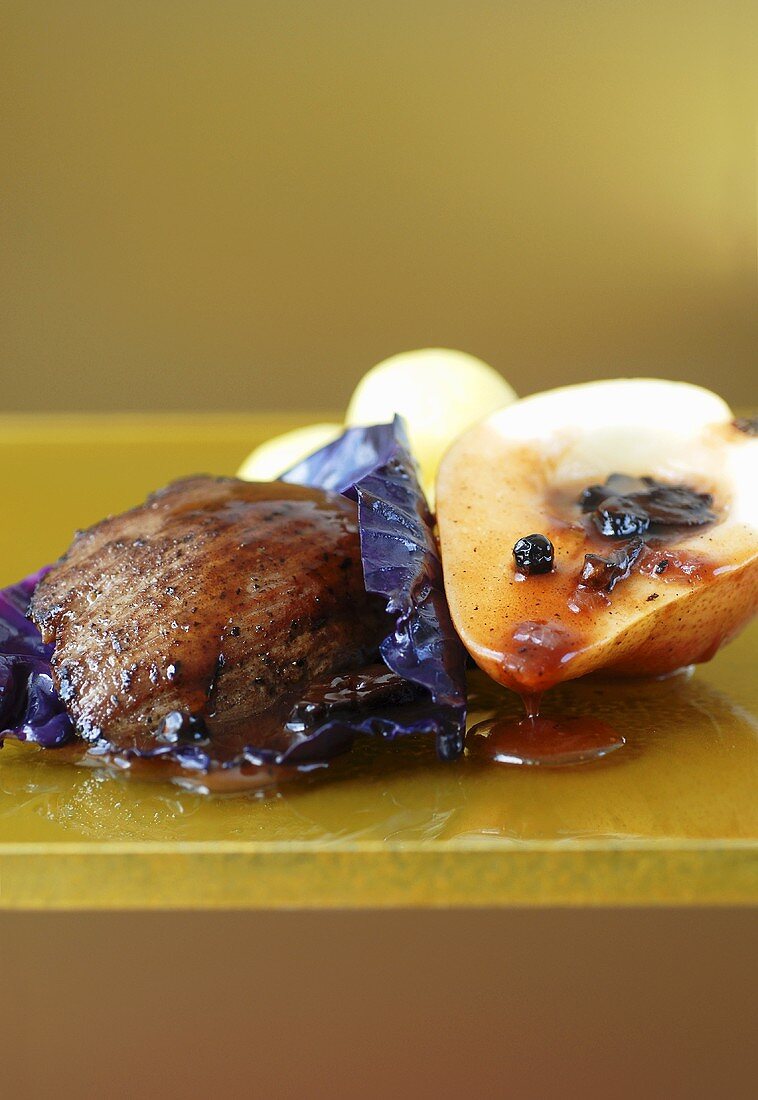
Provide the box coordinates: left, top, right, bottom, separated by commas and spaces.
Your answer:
345, 348, 517, 497
237, 422, 342, 482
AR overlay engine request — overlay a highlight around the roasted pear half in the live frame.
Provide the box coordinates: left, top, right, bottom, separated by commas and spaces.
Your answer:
436, 380, 758, 697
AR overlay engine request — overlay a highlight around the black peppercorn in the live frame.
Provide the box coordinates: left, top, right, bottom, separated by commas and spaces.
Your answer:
513, 533, 555, 575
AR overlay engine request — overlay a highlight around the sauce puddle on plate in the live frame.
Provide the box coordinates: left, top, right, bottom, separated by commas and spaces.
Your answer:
468, 712, 625, 767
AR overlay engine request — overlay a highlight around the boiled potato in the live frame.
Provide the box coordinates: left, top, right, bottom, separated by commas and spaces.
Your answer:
238, 348, 516, 500
346, 348, 517, 498
237, 422, 342, 482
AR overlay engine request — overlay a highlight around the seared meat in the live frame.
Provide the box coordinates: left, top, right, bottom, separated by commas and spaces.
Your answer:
30, 476, 386, 753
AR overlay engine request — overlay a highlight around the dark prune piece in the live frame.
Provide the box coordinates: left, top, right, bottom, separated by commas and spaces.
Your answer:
579, 537, 645, 593
513, 534, 555, 575
592, 497, 651, 538
579, 474, 654, 512
733, 416, 758, 437
641, 485, 715, 527
579, 473, 716, 537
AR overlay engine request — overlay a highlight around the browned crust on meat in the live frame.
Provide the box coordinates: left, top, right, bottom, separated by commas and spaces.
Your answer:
30, 476, 386, 750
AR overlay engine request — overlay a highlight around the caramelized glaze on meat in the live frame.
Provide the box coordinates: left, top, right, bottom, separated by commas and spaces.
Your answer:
30, 476, 386, 751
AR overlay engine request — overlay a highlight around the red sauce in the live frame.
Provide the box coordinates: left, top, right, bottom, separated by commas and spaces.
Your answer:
491, 476, 727, 692
469, 713, 625, 767
499, 620, 585, 695
48, 664, 423, 793
45, 738, 306, 793
636, 547, 722, 585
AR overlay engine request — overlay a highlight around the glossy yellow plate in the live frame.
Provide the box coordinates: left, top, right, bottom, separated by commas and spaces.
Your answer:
0, 414, 756, 909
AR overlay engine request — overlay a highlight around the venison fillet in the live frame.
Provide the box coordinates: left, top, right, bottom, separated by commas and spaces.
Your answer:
29, 476, 386, 753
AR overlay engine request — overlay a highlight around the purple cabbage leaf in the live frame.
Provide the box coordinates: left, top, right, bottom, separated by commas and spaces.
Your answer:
0, 568, 75, 749
283, 416, 467, 760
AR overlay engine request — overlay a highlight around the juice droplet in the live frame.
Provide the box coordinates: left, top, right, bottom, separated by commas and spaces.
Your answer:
521, 692, 542, 719
469, 714, 625, 767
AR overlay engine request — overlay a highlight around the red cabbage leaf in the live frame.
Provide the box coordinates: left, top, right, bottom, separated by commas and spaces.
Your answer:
0, 568, 75, 749
283, 417, 467, 760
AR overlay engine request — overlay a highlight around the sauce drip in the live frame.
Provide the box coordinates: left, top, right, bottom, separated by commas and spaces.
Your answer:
500, 620, 583, 694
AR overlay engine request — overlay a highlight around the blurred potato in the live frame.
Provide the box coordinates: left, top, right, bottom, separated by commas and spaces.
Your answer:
238, 349, 518, 500
346, 349, 517, 498
237, 422, 342, 481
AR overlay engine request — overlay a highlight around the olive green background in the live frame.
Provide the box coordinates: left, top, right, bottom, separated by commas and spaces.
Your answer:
2, 1, 756, 413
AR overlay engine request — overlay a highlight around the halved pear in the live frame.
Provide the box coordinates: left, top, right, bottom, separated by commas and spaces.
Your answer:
346, 348, 517, 501
436, 379, 758, 696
